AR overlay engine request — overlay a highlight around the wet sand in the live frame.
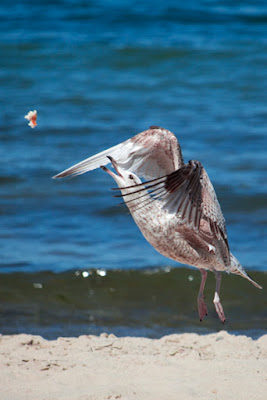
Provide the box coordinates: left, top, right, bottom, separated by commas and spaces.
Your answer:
1, 331, 266, 400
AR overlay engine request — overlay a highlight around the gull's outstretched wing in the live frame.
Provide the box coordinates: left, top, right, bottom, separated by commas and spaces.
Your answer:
53, 126, 184, 180
122, 160, 230, 265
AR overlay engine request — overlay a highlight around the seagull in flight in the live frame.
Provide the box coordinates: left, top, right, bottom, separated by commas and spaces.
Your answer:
54, 126, 262, 322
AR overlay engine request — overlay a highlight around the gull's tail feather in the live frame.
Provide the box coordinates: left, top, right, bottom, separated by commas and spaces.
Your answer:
230, 253, 262, 289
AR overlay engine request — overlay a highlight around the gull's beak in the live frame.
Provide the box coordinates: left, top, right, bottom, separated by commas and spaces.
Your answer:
100, 156, 123, 182
106, 156, 123, 177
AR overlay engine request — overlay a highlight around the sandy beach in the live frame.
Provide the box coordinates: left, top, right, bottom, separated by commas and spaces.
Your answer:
1, 330, 266, 400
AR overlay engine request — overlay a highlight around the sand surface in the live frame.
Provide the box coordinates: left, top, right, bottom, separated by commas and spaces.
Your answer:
1, 331, 266, 400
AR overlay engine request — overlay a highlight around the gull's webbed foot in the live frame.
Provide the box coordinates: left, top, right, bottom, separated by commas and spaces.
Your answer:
213, 271, 226, 323
213, 292, 226, 324
197, 269, 208, 321
198, 294, 208, 321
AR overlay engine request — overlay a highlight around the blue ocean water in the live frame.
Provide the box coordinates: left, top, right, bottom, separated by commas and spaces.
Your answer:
1, 0, 266, 273
0, 0, 266, 337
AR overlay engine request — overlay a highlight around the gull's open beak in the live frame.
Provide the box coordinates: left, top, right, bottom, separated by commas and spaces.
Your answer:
100, 156, 123, 180
107, 156, 123, 177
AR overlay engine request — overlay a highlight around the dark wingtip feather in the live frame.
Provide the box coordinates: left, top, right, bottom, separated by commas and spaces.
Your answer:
52, 170, 75, 179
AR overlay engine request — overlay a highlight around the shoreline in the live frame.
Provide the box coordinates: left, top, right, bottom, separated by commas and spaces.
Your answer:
1, 331, 266, 400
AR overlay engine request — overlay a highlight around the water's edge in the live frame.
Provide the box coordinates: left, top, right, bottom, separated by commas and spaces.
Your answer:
1, 268, 265, 339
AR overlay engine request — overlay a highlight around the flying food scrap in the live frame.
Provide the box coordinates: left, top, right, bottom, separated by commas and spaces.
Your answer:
24, 110, 37, 128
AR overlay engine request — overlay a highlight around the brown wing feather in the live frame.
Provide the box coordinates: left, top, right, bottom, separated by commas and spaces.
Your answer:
164, 160, 228, 242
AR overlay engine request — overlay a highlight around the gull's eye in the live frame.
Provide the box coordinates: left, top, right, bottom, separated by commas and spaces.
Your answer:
129, 174, 134, 180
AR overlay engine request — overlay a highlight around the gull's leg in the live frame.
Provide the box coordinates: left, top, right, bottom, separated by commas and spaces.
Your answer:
197, 269, 208, 321
213, 271, 226, 324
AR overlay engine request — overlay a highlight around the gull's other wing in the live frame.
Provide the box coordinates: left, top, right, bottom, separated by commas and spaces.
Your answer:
53, 126, 183, 180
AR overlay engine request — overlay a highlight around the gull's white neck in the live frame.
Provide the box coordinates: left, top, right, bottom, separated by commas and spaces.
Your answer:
120, 184, 158, 217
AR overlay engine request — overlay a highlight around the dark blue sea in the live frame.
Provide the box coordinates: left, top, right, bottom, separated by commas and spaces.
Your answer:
0, 0, 266, 338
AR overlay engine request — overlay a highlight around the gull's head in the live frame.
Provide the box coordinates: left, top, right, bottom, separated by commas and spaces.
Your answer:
101, 156, 150, 212
100, 156, 142, 188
